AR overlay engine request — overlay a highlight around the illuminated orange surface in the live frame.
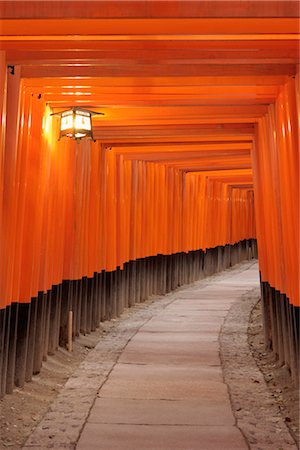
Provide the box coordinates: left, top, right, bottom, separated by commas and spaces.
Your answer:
0, 1, 299, 307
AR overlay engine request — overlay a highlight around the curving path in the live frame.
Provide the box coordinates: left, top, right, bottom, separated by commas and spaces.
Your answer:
77, 262, 259, 450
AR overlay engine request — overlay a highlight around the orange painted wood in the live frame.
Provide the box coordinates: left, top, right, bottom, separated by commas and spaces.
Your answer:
0, 66, 21, 307
0, 52, 7, 309
1, 18, 298, 36
0, 3, 298, 310
252, 76, 299, 306
1, 1, 298, 19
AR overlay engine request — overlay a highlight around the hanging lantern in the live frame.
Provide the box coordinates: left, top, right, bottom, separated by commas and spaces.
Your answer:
52, 108, 103, 141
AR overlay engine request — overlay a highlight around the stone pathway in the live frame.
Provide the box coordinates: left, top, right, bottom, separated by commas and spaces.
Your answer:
23, 261, 297, 450
76, 262, 257, 450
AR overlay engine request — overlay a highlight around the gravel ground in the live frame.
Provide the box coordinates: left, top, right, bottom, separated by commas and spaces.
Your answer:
248, 299, 299, 447
220, 287, 298, 450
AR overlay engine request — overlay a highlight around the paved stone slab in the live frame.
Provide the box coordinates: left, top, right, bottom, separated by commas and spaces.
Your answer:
132, 329, 218, 345
174, 290, 242, 296
76, 424, 248, 450
122, 337, 220, 353
166, 302, 234, 310
157, 313, 227, 323
147, 314, 226, 322
119, 340, 220, 366
88, 398, 235, 426
99, 363, 226, 401
130, 331, 218, 344
162, 305, 229, 313
141, 321, 222, 333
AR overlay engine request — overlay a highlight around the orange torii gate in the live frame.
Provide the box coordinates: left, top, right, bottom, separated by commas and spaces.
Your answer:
0, 1, 299, 396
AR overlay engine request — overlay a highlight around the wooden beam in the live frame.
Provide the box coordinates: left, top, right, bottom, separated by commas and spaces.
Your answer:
20, 63, 297, 78
1, 18, 299, 36
1, 1, 299, 19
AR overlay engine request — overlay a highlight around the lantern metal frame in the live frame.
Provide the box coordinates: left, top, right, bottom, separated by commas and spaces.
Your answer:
51, 107, 103, 141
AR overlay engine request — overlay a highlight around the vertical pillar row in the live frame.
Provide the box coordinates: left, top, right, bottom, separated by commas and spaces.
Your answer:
260, 279, 299, 383
0, 239, 259, 398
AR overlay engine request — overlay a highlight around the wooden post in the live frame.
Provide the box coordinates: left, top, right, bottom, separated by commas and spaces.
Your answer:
68, 311, 73, 353
101, 271, 106, 322
0, 307, 10, 397
14, 303, 31, 388
25, 297, 37, 382
260, 280, 272, 350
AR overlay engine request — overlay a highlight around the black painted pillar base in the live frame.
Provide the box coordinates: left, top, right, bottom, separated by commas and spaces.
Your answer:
0, 238, 259, 398
260, 278, 299, 383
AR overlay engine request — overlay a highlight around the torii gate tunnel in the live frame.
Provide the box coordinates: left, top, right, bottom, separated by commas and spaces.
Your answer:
0, 1, 299, 397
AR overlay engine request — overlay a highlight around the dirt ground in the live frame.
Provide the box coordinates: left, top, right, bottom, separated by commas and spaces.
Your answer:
0, 305, 143, 449
248, 299, 299, 447
0, 283, 298, 449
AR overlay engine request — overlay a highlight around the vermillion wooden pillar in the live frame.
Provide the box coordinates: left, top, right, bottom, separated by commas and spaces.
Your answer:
0, 51, 7, 398
1, 65, 22, 393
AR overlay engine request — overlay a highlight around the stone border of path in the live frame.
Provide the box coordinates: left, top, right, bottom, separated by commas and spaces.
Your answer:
220, 287, 298, 450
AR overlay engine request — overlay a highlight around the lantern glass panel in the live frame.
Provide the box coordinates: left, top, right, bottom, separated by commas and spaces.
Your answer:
74, 111, 92, 132
61, 111, 74, 131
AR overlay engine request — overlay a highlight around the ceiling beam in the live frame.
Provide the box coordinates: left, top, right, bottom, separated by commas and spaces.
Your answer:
20, 63, 297, 78
1, 1, 298, 19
